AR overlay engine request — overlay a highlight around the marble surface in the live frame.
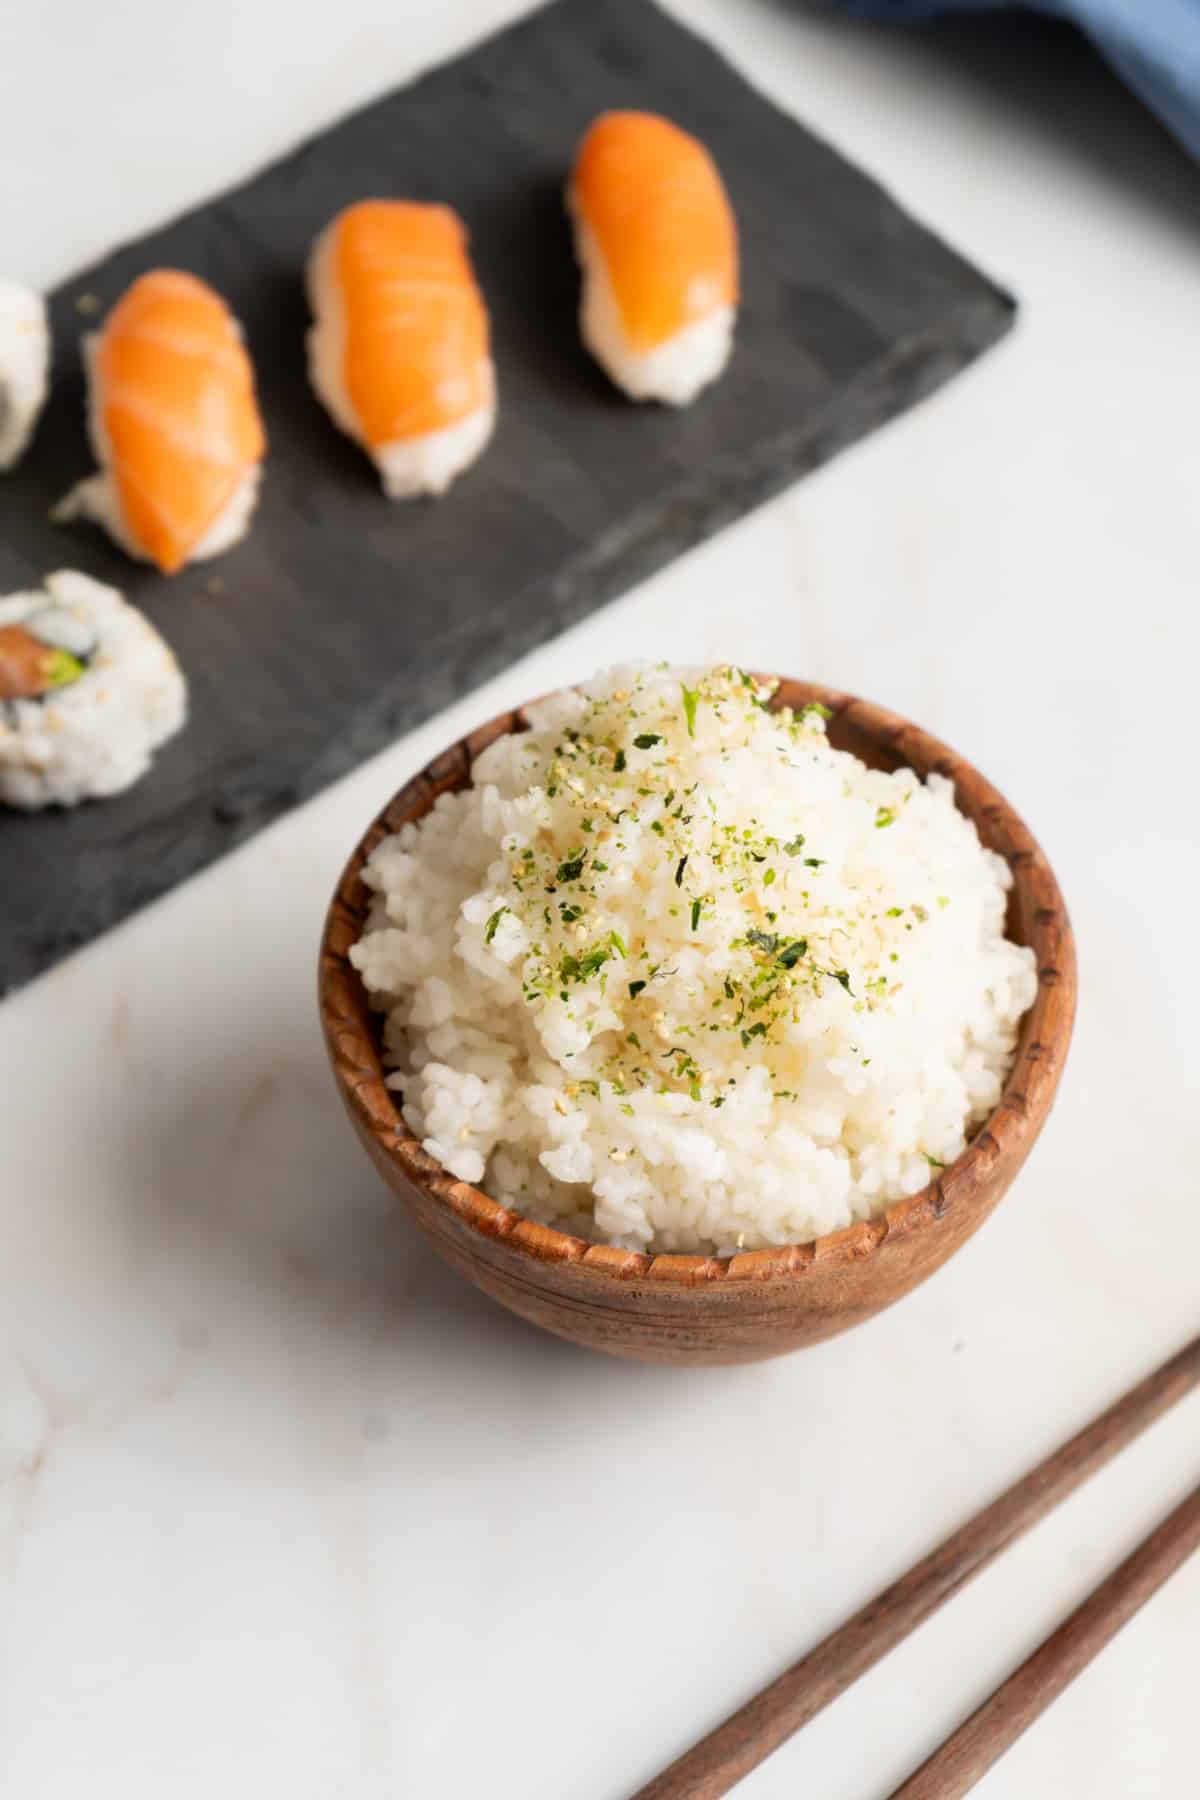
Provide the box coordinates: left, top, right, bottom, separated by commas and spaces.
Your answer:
2, 4, 1198, 1796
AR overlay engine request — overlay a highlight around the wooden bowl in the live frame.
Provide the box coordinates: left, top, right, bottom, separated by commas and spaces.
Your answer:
319, 680, 1075, 1365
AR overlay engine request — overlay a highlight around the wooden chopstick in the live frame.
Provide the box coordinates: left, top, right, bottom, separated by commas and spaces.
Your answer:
888, 1478, 1200, 1798
630, 1333, 1200, 1800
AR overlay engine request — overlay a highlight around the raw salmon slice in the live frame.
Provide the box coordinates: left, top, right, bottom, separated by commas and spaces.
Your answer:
337, 201, 489, 444
307, 200, 495, 499
571, 112, 738, 356
60, 270, 265, 575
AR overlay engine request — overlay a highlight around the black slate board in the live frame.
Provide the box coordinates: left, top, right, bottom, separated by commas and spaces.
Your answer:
0, 0, 1014, 994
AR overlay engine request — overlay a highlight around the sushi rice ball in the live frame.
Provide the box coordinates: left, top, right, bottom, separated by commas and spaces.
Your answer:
0, 280, 50, 471
567, 111, 738, 406
306, 200, 495, 499
0, 569, 186, 809
55, 270, 266, 575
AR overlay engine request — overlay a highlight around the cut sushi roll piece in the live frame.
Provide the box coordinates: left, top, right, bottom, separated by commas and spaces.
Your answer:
0, 281, 50, 470
55, 270, 266, 575
568, 111, 738, 406
0, 569, 186, 809
306, 200, 495, 499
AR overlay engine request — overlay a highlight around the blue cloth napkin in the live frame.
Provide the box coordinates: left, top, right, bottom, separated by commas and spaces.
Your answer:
826, 0, 1200, 160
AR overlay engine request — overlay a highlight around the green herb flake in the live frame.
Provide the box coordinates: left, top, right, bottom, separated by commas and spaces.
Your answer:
681, 684, 699, 737
885, 907, 903, 918
804, 857, 825, 869
609, 930, 627, 957
633, 733, 662, 750
763, 867, 776, 887
829, 969, 853, 994
484, 906, 508, 944
875, 806, 896, 830
923, 1152, 947, 1170
777, 938, 808, 969
800, 701, 833, 722
691, 899, 702, 931
746, 928, 779, 955
689, 1081, 702, 1103
628, 980, 647, 1000
675, 855, 688, 887
613, 748, 626, 773
556, 852, 586, 883
783, 836, 805, 855
620, 1103, 635, 1117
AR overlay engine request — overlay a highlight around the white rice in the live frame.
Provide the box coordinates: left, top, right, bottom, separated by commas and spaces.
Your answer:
0, 569, 187, 809
0, 280, 50, 471
351, 665, 1037, 1253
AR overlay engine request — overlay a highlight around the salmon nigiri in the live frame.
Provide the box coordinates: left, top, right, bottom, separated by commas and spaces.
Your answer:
568, 111, 738, 406
56, 270, 266, 576
306, 200, 495, 499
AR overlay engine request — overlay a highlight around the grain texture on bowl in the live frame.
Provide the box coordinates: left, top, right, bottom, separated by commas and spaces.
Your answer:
349, 666, 1037, 1255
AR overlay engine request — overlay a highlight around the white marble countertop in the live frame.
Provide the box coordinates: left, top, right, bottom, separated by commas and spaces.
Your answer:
3, 4, 1198, 1795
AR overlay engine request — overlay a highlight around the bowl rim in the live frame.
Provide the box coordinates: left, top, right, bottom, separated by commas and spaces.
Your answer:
319, 677, 1075, 1288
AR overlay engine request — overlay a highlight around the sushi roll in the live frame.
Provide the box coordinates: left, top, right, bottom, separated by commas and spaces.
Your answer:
306, 200, 495, 499
0, 281, 50, 470
55, 270, 265, 575
568, 111, 738, 406
0, 569, 186, 809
